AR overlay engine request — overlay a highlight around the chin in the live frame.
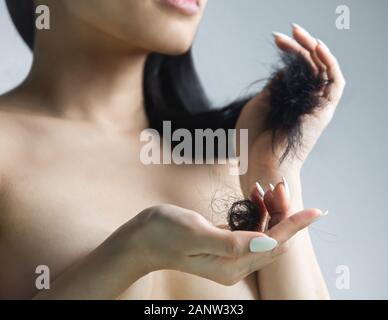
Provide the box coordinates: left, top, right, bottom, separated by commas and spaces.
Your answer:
143, 30, 196, 56
156, 39, 193, 55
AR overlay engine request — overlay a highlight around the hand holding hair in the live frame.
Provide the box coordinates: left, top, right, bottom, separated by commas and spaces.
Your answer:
267, 24, 346, 162
236, 24, 345, 176
134, 203, 324, 286
235, 25, 346, 227
34, 200, 322, 299
228, 176, 328, 233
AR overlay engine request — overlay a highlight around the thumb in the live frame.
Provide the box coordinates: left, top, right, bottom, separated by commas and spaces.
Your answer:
267, 208, 327, 245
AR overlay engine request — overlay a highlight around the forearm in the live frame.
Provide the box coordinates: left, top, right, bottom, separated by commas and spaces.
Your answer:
248, 170, 329, 300
34, 222, 150, 300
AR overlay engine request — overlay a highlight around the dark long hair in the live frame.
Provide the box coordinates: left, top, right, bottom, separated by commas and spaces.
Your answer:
5, 0, 248, 138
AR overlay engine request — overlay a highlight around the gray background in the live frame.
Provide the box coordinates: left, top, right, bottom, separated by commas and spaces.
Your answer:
1, 0, 387, 299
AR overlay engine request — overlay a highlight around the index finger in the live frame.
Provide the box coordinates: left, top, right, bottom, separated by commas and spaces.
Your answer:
196, 225, 267, 258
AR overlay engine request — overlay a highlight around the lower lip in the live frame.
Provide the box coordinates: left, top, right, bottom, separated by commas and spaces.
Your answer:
159, 0, 200, 15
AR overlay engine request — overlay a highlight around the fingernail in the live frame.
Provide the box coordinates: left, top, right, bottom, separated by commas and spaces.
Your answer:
313, 210, 329, 223
282, 176, 290, 200
256, 181, 265, 198
249, 236, 278, 253
272, 31, 292, 40
269, 183, 275, 191
317, 39, 330, 52
291, 22, 309, 34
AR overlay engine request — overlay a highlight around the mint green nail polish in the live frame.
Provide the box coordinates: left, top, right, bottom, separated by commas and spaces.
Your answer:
249, 237, 278, 253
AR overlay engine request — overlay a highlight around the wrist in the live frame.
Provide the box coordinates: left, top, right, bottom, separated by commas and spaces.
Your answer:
106, 213, 156, 278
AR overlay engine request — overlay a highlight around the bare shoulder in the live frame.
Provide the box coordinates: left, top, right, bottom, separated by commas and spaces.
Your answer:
0, 101, 40, 189
0, 92, 53, 144
0, 106, 32, 152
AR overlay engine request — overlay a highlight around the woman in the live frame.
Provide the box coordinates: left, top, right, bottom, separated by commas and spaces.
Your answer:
0, 0, 345, 299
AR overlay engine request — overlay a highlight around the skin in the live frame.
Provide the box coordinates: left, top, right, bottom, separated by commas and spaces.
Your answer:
0, 0, 345, 299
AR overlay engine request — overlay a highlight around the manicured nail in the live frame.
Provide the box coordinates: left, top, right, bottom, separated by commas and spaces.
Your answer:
291, 22, 300, 28
317, 39, 330, 52
256, 181, 265, 198
291, 23, 309, 34
272, 32, 292, 41
269, 183, 275, 191
313, 210, 329, 223
249, 236, 278, 253
282, 176, 290, 199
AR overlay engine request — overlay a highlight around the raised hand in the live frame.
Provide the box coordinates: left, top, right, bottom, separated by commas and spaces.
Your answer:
236, 24, 346, 193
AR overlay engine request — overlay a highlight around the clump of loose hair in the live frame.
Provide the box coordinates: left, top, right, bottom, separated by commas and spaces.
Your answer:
266, 52, 327, 162
227, 200, 261, 231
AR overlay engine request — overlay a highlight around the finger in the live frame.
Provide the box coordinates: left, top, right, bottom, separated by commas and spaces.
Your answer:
316, 40, 346, 102
185, 254, 256, 286
250, 182, 270, 232
197, 225, 267, 258
267, 208, 324, 245
263, 188, 275, 214
273, 32, 319, 74
291, 23, 326, 72
183, 254, 235, 285
231, 250, 275, 279
187, 240, 277, 285
264, 181, 290, 228
217, 224, 230, 230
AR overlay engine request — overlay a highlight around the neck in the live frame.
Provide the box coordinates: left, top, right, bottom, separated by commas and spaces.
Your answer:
21, 5, 149, 134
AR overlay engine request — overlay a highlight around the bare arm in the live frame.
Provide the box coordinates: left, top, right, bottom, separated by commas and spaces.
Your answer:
33, 216, 150, 300
31, 204, 318, 300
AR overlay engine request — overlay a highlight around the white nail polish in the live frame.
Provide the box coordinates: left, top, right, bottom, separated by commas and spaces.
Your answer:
313, 210, 329, 223
269, 183, 275, 191
272, 32, 292, 40
291, 22, 309, 34
249, 236, 278, 253
282, 176, 290, 199
256, 182, 265, 198
317, 39, 330, 52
